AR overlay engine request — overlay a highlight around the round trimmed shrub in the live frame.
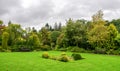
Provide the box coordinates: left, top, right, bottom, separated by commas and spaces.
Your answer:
42, 52, 50, 59
58, 52, 69, 62
59, 55, 69, 62
71, 53, 82, 60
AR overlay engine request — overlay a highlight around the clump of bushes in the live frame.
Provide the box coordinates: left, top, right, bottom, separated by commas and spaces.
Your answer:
106, 49, 120, 55
58, 52, 69, 62
42, 52, 50, 59
59, 55, 69, 62
41, 52, 83, 62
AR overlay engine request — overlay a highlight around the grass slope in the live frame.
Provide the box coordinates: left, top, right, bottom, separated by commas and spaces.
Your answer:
0, 51, 120, 71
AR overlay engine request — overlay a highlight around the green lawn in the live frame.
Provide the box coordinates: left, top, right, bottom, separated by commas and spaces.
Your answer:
0, 51, 120, 71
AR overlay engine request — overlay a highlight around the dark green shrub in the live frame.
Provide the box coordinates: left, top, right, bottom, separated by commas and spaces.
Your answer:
58, 48, 67, 51
94, 47, 106, 54
67, 46, 73, 51
4, 49, 11, 52
10, 45, 19, 52
11, 45, 31, 52
42, 52, 50, 59
1, 49, 11, 52
0, 46, 2, 52
41, 45, 51, 51
107, 49, 120, 55
18, 45, 32, 52
113, 50, 120, 55
33, 49, 41, 51
71, 53, 82, 60
71, 47, 81, 52
106, 49, 113, 55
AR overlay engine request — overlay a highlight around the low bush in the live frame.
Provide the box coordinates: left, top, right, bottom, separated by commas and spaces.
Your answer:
11, 45, 32, 52
71, 46, 81, 52
4, 49, 11, 52
1, 49, 11, 52
67, 46, 73, 51
71, 47, 86, 53
50, 56, 57, 60
58, 55, 69, 62
71, 53, 82, 60
107, 49, 120, 55
42, 52, 50, 59
112, 50, 120, 55
11, 45, 19, 52
58, 48, 67, 51
33, 49, 41, 52
94, 47, 106, 54
19, 47, 31, 52
58, 52, 69, 62
41, 45, 51, 51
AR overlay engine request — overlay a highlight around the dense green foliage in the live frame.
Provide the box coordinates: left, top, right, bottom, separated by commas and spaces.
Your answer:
0, 10, 120, 55
0, 51, 120, 71
2, 32, 9, 51
0, 20, 3, 25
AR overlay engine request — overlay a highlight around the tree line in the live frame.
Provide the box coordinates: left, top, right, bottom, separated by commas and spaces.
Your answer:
0, 10, 120, 55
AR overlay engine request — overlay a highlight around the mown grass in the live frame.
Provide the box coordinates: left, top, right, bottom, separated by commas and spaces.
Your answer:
0, 51, 120, 71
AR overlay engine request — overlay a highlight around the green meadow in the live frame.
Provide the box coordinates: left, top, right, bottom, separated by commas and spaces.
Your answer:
0, 51, 120, 71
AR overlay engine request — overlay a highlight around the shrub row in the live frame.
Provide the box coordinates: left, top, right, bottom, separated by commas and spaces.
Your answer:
57, 46, 120, 55
58, 46, 92, 53
42, 52, 83, 62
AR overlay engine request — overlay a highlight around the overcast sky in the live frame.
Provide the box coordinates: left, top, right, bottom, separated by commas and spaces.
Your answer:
0, 0, 120, 29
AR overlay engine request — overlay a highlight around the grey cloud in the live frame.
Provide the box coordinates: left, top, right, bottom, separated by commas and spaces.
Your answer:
0, 0, 21, 15
0, 0, 55, 28
67, 0, 120, 10
56, 0, 120, 21
58, 5, 90, 18
0, 0, 120, 29
14, 0, 54, 24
